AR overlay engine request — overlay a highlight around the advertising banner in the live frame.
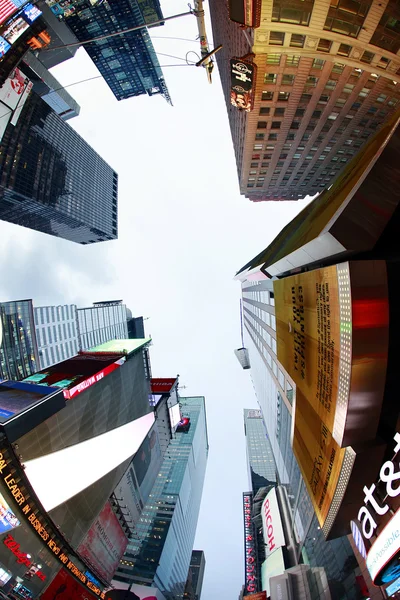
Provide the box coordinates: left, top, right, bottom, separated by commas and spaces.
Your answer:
150, 378, 177, 394
106, 583, 166, 600
261, 488, 285, 557
261, 548, 285, 597
366, 508, 400, 586
0, 492, 19, 534
230, 59, 257, 112
228, 0, 261, 27
78, 502, 128, 583
0, 0, 18, 26
0, 381, 61, 422
0, 67, 30, 110
274, 261, 389, 448
83, 338, 151, 357
41, 568, 98, 600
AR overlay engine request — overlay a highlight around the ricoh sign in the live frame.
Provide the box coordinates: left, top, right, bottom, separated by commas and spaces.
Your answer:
261, 488, 285, 557
351, 431, 400, 587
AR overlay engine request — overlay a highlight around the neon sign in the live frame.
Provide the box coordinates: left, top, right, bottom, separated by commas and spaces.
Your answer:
3, 533, 46, 580
243, 492, 257, 594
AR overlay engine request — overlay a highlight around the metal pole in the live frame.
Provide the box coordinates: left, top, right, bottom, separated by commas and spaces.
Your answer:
43, 10, 194, 52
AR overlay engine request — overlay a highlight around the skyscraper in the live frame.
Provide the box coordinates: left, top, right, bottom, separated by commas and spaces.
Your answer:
0, 300, 39, 381
113, 396, 209, 600
209, 0, 400, 201
183, 551, 206, 600
0, 92, 118, 244
63, 0, 172, 104
244, 408, 276, 494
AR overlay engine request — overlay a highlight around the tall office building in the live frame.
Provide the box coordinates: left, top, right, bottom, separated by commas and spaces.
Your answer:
209, 0, 400, 201
183, 550, 206, 600
113, 397, 209, 600
244, 408, 276, 494
0, 300, 39, 381
63, 0, 172, 104
0, 92, 118, 244
34, 300, 130, 369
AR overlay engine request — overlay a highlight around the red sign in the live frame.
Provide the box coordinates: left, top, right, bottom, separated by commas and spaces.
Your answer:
3, 533, 46, 580
150, 378, 177, 394
243, 493, 257, 594
64, 360, 124, 399
0, 0, 17, 25
78, 502, 128, 583
41, 569, 97, 600
244, 593, 267, 600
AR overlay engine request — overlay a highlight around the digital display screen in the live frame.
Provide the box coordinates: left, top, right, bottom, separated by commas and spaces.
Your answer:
0, 36, 11, 56
3, 16, 29, 45
22, 2, 42, 23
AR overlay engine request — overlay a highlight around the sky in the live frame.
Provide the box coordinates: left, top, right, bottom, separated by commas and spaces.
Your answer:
0, 4, 311, 597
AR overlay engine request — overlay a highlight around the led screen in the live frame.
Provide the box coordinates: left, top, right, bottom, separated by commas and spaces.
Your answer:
169, 403, 181, 431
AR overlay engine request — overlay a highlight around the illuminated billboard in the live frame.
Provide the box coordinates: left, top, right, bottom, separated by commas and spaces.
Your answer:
274, 261, 389, 448
150, 378, 177, 394
230, 59, 257, 112
41, 568, 98, 600
261, 548, 285, 597
78, 501, 128, 583
169, 403, 181, 431
0, 0, 22, 25
228, 0, 261, 27
366, 508, 400, 586
0, 491, 19, 534
83, 338, 151, 356
261, 488, 285, 558
23, 354, 126, 400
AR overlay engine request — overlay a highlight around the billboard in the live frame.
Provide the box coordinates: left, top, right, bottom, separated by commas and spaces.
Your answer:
78, 502, 128, 583
274, 261, 389, 448
230, 59, 257, 112
244, 594, 267, 600
0, 67, 30, 110
23, 354, 126, 400
228, 0, 261, 27
83, 338, 151, 357
107, 583, 166, 600
243, 492, 257, 595
366, 508, 400, 586
150, 378, 177, 394
0, 380, 63, 423
0, 491, 19, 534
41, 568, 98, 600
0, 0, 21, 25
261, 548, 285, 597
169, 403, 181, 431
261, 488, 285, 558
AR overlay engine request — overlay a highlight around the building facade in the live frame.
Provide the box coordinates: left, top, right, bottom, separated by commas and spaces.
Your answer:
0, 300, 39, 381
113, 396, 209, 600
77, 301, 129, 351
0, 92, 118, 244
63, 0, 172, 104
244, 408, 276, 494
183, 550, 206, 600
209, 0, 400, 201
236, 277, 376, 599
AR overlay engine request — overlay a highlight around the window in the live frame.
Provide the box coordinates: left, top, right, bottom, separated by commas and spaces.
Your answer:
260, 107, 270, 115
275, 107, 285, 116
262, 91, 274, 101
295, 108, 305, 117
256, 133, 265, 140
313, 58, 325, 69
290, 33, 305, 48
282, 74, 295, 85
251, 162, 259, 168
359, 87, 370, 97
264, 73, 277, 84
269, 31, 285, 45
272, 2, 313, 26
266, 54, 281, 65
108, 59, 121, 69
263, 154, 272, 159
332, 62, 345, 74
319, 94, 330, 103
291, 121, 300, 129
338, 43, 352, 56
261, 162, 269, 167
377, 93, 387, 103
257, 121, 267, 129
269, 133, 278, 140
286, 55, 300, 66
287, 133, 296, 140
306, 76, 318, 87
361, 50, 374, 64
254, 144, 263, 150
317, 38, 332, 52
271, 121, 281, 129
325, 79, 336, 90
278, 91, 290, 101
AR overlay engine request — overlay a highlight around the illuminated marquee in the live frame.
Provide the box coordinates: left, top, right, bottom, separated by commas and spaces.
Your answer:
0, 447, 106, 598
243, 492, 257, 594
3, 533, 46, 580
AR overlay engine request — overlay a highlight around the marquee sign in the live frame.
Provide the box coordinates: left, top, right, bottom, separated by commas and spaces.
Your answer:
243, 492, 257, 594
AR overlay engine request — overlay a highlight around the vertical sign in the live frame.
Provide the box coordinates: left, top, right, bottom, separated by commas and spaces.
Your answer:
243, 492, 257, 594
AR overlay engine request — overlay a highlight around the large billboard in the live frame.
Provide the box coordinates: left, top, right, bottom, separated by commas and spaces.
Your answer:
261, 488, 285, 558
274, 261, 389, 448
41, 568, 98, 600
83, 338, 151, 357
230, 59, 257, 112
243, 492, 257, 595
228, 0, 261, 27
0, 491, 19, 534
261, 548, 285, 597
150, 378, 177, 394
78, 502, 128, 583
23, 354, 126, 400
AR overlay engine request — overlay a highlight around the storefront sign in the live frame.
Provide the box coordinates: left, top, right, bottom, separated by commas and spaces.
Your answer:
3, 534, 46, 579
261, 488, 285, 557
228, 0, 261, 27
230, 59, 257, 112
243, 492, 257, 594
0, 447, 105, 598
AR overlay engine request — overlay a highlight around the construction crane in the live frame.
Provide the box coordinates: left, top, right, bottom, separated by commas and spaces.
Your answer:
192, 0, 222, 83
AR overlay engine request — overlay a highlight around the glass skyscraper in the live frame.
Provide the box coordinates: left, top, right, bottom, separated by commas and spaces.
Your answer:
0, 300, 39, 381
77, 301, 129, 351
114, 396, 209, 600
183, 550, 206, 600
64, 0, 172, 104
238, 276, 365, 599
244, 408, 276, 495
0, 92, 118, 244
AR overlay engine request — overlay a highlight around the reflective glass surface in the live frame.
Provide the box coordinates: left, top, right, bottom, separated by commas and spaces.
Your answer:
0, 300, 38, 380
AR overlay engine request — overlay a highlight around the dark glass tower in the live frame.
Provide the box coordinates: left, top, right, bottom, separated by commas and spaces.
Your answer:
0, 300, 39, 381
0, 92, 118, 244
183, 550, 206, 600
244, 408, 276, 494
65, 0, 172, 103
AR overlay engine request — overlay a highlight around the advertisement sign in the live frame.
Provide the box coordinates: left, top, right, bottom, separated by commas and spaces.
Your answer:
0, 0, 19, 25
83, 338, 151, 357
22, 3, 42, 23
3, 14, 29, 45
230, 59, 257, 112
274, 261, 389, 448
0, 68, 31, 110
228, 0, 261, 27
261, 548, 285, 597
0, 36, 11, 57
106, 583, 166, 600
150, 378, 177, 394
0, 381, 61, 422
243, 492, 257, 595
168, 403, 181, 431
366, 508, 400, 586
261, 488, 285, 557
78, 502, 128, 583
0, 492, 19, 534
41, 568, 98, 600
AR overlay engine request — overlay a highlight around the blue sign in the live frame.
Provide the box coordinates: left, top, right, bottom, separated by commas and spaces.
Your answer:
0, 37, 11, 57
386, 575, 400, 596
84, 571, 101, 588
22, 2, 42, 23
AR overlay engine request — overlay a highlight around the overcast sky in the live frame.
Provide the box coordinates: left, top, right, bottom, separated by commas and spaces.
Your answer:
0, 4, 311, 597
